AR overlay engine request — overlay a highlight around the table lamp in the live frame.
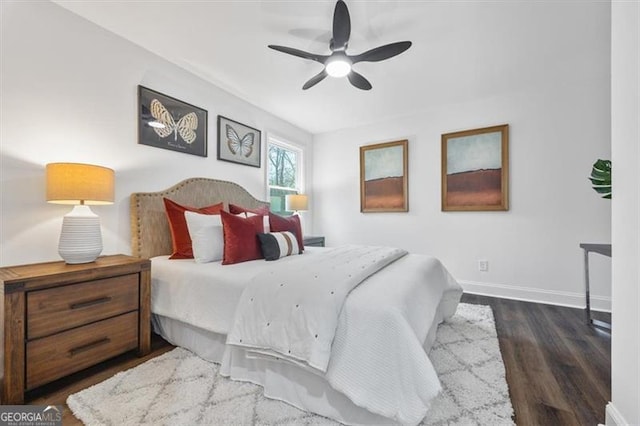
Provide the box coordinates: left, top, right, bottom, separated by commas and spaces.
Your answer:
46, 163, 114, 264
285, 194, 308, 214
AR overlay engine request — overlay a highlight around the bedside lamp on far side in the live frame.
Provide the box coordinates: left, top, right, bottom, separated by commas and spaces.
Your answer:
285, 194, 308, 215
285, 193, 308, 235
46, 163, 114, 264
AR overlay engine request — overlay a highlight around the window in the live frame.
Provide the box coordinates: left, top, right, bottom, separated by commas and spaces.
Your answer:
267, 136, 303, 215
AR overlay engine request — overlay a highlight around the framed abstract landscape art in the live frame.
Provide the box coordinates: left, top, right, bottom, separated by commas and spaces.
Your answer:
360, 139, 408, 212
441, 124, 509, 211
138, 86, 208, 157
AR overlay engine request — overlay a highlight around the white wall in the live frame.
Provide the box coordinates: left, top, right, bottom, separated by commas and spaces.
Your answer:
608, 2, 640, 425
313, 2, 612, 309
0, 1, 313, 267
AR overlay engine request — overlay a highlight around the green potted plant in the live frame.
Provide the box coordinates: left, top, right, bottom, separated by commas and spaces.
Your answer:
589, 159, 612, 199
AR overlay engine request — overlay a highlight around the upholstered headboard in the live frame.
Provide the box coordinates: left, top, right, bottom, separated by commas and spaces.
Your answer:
130, 177, 269, 259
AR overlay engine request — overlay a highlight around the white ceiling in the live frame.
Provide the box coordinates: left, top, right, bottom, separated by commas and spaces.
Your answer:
52, 1, 589, 134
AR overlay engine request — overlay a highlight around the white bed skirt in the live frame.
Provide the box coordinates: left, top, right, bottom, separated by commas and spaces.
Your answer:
153, 315, 393, 424
152, 303, 453, 426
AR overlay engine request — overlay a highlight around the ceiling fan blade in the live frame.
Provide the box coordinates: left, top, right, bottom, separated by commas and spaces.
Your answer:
350, 41, 412, 64
268, 45, 327, 63
331, 0, 351, 51
302, 69, 328, 90
347, 71, 372, 91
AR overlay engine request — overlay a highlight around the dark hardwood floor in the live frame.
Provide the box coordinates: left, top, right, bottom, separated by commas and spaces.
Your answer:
26, 294, 611, 426
462, 293, 611, 426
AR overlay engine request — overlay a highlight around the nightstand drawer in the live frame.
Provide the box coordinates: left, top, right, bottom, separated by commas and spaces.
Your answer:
26, 311, 139, 390
304, 236, 325, 247
27, 274, 139, 339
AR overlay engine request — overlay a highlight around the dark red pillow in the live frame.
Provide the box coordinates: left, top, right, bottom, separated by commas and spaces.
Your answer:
229, 203, 270, 216
269, 213, 304, 251
220, 210, 265, 265
163, 198, 224, 259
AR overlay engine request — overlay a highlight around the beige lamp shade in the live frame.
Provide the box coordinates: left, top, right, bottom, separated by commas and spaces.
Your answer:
46, 163, 114, 205
285, 194, 308, 212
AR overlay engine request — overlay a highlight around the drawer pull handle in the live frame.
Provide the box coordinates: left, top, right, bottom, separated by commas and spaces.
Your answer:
69, 338, 111, 356
70, 296, 112, 310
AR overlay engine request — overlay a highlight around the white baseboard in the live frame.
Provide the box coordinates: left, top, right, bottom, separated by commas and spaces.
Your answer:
606, 402, 629, 426
460, 279, 612, 312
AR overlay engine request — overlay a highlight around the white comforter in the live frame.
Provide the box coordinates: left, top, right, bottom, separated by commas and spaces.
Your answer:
325, 253, 461, 424
151, 248, 462, 425
226, 245, 407, 373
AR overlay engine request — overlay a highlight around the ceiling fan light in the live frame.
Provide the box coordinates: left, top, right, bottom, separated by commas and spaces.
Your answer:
326, 59, 351, 78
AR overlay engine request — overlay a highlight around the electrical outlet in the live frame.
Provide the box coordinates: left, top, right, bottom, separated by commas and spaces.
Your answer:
478, 260, 489, 272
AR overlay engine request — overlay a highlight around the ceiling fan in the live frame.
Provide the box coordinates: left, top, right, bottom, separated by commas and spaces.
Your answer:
268, 0, 412, 91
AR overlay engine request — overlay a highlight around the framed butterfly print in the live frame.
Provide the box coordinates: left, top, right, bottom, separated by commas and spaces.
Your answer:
138, 85, 208, 157
217, 115, 261, 168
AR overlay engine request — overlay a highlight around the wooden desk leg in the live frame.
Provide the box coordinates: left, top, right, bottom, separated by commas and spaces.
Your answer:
2, 292, 25, 404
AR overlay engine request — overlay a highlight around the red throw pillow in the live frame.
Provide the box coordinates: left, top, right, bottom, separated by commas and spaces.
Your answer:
163, 198, 224, 259
269, 213, 304, 251
229, 203, 270, 216
220, 210, 265, 265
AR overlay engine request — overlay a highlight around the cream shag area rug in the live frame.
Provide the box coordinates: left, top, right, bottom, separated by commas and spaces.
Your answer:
67, 303, 514, 425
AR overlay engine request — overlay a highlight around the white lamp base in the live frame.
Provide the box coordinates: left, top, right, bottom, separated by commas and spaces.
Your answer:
58, 205, 103, 264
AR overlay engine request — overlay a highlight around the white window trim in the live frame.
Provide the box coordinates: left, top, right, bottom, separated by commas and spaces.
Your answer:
265, 133, 305, 200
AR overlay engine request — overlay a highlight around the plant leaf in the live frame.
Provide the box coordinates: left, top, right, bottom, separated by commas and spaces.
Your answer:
589, 158, 612, 200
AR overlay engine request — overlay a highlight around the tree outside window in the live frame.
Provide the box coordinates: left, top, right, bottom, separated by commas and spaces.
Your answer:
268, 141, 302, 215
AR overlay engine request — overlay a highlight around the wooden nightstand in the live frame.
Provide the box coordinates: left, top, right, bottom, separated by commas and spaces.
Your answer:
304, 236, 325, 247
0, 254, 150, 404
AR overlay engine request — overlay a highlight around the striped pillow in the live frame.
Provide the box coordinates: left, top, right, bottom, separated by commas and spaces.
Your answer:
257, 232, 301, 261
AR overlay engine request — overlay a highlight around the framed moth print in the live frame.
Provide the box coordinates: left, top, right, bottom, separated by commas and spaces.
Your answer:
441, 124, 509, 211
360, 139, 408, 212
138, 86, 208, 157
217, 115, 261, 168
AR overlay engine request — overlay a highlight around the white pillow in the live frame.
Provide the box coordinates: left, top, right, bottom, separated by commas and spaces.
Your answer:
184, 211, 223, 263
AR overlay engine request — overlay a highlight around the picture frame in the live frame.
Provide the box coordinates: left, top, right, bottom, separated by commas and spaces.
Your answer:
441, 124, 509, 211
217, 115, 262, 168
138, 85, 208, 157
360, 139, 408, 212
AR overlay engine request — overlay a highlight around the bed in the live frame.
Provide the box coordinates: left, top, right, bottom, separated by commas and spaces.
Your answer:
131, 177, 463, 425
